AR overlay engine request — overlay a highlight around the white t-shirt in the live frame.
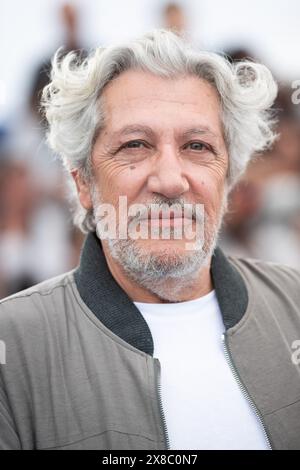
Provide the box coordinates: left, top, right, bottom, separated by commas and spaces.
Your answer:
134, 290, 270, 450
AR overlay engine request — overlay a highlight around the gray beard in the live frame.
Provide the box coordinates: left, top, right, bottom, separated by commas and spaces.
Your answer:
107, 216, 222, 302
92, 190, 227, 302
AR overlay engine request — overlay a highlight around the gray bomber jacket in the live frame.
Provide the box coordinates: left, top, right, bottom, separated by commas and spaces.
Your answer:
0, 231, 300, 450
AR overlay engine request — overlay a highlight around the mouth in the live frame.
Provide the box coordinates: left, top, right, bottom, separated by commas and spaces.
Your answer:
150, 218, 191, 228
139, 210, 195, 228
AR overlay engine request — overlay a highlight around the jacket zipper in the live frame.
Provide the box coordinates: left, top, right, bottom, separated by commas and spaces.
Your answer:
222, 332, 273, 450
154, 358, 170, 449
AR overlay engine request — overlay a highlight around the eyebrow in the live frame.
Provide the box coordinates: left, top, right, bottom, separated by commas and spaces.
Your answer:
111, 125, 155, 139
182, 127, 219, 139
111, 124, 219, 140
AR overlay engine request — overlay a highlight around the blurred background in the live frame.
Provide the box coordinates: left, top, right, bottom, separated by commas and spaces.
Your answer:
0, 0, 300, 298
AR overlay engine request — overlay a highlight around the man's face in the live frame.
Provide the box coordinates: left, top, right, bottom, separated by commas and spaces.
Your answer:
83, 70, 228, 289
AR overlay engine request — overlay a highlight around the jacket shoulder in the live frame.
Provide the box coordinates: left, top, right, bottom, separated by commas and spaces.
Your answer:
228, 255, 300, 302
0, 270, 76, 329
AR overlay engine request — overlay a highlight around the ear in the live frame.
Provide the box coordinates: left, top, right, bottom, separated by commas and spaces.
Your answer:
71, 169, 93, 210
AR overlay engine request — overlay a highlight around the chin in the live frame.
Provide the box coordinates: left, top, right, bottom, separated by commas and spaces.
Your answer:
135, 237, 198, 254
136, 244, 196, 269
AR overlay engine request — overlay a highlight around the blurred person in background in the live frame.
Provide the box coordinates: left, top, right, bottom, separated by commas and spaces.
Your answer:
29, 1, 84, 125
0, 152, 76, 297
220, 83, 300, 269
247, 113, 300, 269
0, 2, 86, 298
218, 173, 263, 258
162, 2, 187, 36
0, 158, 36, 295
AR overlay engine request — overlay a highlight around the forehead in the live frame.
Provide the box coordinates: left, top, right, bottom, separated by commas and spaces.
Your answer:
101, 70, 223, 136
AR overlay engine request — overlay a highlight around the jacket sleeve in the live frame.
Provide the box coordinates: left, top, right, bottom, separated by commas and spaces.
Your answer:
0, 299, 23, 450
0, 374, 21, 449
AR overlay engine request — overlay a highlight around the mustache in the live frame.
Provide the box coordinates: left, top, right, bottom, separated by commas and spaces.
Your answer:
91, 191, 206, 226
127, 198, 203, 224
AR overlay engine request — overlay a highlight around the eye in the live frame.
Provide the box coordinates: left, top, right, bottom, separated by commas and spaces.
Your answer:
184, 141, 209, 151
121, 140, 148, 150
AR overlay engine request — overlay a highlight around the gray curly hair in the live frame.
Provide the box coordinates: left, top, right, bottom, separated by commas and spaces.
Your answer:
41, 29, 278, 233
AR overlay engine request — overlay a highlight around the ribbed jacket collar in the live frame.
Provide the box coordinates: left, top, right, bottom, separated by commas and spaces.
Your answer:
74, 232, 248, 356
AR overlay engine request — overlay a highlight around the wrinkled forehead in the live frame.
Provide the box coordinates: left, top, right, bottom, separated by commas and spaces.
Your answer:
100, 69, 224, 140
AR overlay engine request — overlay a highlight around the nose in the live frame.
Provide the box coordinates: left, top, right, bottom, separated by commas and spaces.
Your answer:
147, 146, 189, 199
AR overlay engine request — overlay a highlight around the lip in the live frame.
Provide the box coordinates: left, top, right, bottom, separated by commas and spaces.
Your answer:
139, 212, 194, 221
140, 215, 195, 228
152, 217, 192, 226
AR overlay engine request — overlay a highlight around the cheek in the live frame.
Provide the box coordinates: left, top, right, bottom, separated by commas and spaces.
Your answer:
194, 174, 226, 217
94, 162, 147, 205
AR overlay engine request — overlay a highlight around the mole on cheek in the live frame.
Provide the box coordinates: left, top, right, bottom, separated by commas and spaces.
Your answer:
130, 165, 136, 170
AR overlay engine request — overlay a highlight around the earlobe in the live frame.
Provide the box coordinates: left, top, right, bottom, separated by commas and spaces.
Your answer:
71, 170, 93, 210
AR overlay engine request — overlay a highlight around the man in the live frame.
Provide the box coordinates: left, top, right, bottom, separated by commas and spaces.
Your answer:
0, 30, 300, 450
